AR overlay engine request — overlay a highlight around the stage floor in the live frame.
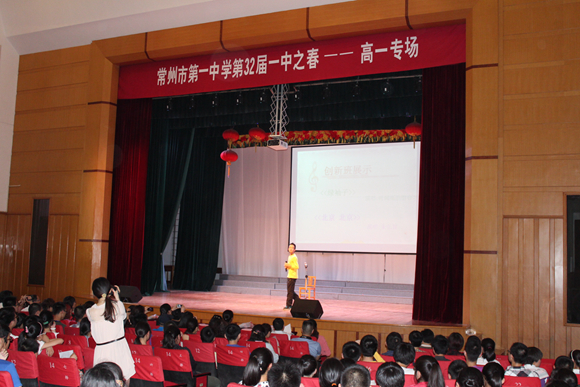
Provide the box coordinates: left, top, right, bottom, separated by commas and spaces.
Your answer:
141, 290, 413, 325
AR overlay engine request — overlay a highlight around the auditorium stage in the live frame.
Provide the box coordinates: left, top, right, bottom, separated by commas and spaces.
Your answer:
140, 290, 413, 325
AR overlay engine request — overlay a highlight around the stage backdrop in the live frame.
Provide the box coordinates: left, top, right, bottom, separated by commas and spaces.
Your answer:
219, 147, 416, 284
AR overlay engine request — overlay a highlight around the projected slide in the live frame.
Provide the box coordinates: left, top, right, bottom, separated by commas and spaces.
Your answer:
289, 142, 420, 254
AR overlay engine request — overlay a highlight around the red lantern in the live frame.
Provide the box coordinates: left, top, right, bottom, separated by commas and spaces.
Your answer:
220, 149, 238, 177
405, 121, 422, 148
248, 126, 268, 152
222, 129, 239, 148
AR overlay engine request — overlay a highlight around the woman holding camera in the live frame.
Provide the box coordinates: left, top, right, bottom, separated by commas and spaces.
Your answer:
87, 277, 135, 382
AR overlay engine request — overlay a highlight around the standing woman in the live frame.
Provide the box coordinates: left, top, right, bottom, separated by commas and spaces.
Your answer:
87, 277, 135, 382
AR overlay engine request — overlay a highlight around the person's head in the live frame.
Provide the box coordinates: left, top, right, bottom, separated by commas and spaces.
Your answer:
79, 317, 91, 337
432, 336, 449, 356
185, 317, 199, 334
52, 302, 66, 321
225, 323, 241, 342
554, 356, 575, 371
18, 320, 42, 353
319, 357, 345, 387
159, 304, 171, 316
81, 362, 124, 387
273, 318, 284, 331
299, 354, 318, 377
508, 342, 528, 365
262, 323, 272, 338
0, 291, 13, 304
0, 324, 11, 352
421, 329, 435, 345
63, 296, 76, 309
243, 347, 274, 386
73, 306, 86, 321
448, 333, 465, 354
2, 296, 16, 308
456, 367, 484, 387
288, 243, 296, 254
15, 313, 27, 329
268, 361, 302, 387
464, 336, 482, 363
482, 362, 504, 387
481, 338, 496, 362
525, 347, 543, 366
409, 331, 423, 348
249, 329, 266, 343
0, 308, 16, 329
302, 320, 315, 337
223, 309, 234, 323
570, 350, 580, 368
342, 341, 362, 361
28, 303, 42, 316
376, 362, 405, 387
170, 308, 182, 322
178, 312, 194, 329
393, 342, 415, 367
162, 324, 181, 349
386, 332, 403, 352
448, 360, 468, 380
134, 321, 151, 344
550, 368, 578, 387
341, 364, 371, 387
209, 314, 225, 337
92, 277, 117, 323
414, 355, 444, 387
201, 326, 215, 343
341, 358, 356, 369
360, 335, 378, 358
39, 310, 54, 331
41, 298, 55, 312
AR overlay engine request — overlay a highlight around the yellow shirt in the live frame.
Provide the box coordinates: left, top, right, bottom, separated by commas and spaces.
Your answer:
287, 253, 299, 279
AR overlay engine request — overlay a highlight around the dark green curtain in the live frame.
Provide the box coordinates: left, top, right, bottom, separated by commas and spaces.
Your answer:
141, 121, 195, 295
172, 128, 226, 291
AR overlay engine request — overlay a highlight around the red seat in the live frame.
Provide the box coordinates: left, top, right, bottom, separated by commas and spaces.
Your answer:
279, 341, 309, 361
271, 333, 289, 342
267, 337, 279, 354
6, 350, 39, 383
215, 345, 250, 387
154, 347, 194, 387
214, 338, 228, 346
302, 377, 320, 387
404, 375, 416, 386
8, 338, 17, 351
504, 376, 542, 387
125, 332, 138, 345
439, 361, 451, 379
11, 329, 23, 337
358, 361, 382, 380
147, 320, 158, 329
82, 347, 94, 370
63, 327, 80, 336
0, 371, 14, 387
129, 343, 154, 356
37, 356, 81, 387
151, 336, 164, 348
182, 341, 217, 377
88, 337, 97, 349
132, 354, 164, 387
50, 344, 85, 371
54, 325, 64, 335
242, 341, 266, 352
539, 359, 555, 374
60, 335, 88, 349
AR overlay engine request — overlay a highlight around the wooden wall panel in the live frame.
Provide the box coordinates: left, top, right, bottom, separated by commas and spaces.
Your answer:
466, 68, 499, 158
17, 62, 89, 92
14, 106, 87, 132
10, 149, 84, 174
44, 215, 78, 301
503, 158, 580, 188
504, 95, 580, 126
19, 46, 90, 72
147, 22, 224, 60
12, 128, 85, 153
94, 33, 149, 65
8, 194, 81, 215
504, 124, 580, 157
309, 0, 407, 41
466, 0, 499, 67
504, 60, 580, 96
503, 191, 563, 217
9, 172, 83, 195
407, 0, 475, 28
15, 84, 88, 112
503, 2, 580, 37
503, 30, 580, 66
0, 215, 31, 298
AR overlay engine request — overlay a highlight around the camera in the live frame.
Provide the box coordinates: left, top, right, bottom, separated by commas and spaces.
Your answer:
177, 304, 182, 308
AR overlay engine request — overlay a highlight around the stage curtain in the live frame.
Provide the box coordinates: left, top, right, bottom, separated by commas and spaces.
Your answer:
172, 129, 226, 291
141, 122, 195, 295
412, 63, 466, 324
108, 99, 152, 288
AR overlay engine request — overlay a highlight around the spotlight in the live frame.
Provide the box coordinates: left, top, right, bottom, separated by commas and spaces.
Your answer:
381, 80, 393, 96
166, 98, 173, 112
236, 91, 243, 106
322, 84, 330, 100
188, 96, 195, 110
212, 94, 219, 108
352, 81, 361, 97
259, 89, 268, 104
293, 87, 301, 101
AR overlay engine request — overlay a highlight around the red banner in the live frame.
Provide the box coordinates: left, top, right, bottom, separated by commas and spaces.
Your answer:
118, 24, 465, 99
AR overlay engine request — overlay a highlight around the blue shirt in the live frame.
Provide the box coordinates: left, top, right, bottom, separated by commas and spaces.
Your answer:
0, 360, 22, 387
292, 337, 321, 358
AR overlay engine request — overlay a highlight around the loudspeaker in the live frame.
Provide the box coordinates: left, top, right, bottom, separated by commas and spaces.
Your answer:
291, 299, 323, 319
118, 285, 142, 303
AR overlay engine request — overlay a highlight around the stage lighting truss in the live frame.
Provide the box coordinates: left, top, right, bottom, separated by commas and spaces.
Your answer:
269, 84, 289, 140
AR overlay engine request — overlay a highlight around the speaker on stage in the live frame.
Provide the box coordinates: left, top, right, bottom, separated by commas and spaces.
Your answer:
118, 285, 142, 303
291, 299, 323, 319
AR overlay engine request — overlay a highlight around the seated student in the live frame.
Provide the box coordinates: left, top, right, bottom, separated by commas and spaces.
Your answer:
299, 354, 317, 378
39, 310, 57, 336
341, 358, 357, 369
225, 323, 244, 347
456, 368, 484, 387
62, 296, 76, 320
360, 335, 380, 362
482, 362, 504, 387
421, 329, 435, 350
448, 360, 468, 380
243, 347, 274, 387
223, 309, 234, 324
178, 312, 195, 340
14, 313, 27, 329
570, 350, 580, 375
157, 303, 172, 326
393, 342, 416, 375
447, 333, 465, 356
342, 341, 362, 362
69, 306, 86, 328
41, 298, 55, 312
209, 314, 227, 338
554, 356, 574, 371
292, 320, 321, 360
464, 336, 482, 369
134, 321, 151, 345
376, 362, 405, 387
201, 326, 215, 343
52, 302, 67, 328
410, 356, 446, 387
81, 362, 122, 387
309, 319, 331, 358
383, 332, 403, 357
182, 316, 199, 340
28, 303, 42, 317
0, 324, 22, 387
319, 358, 345, 387
341, 364, 371, 387
549, 368, 577, 387
0, 308, 17, 330
268, 362, 302, 387
524, 347, 549, 385
432, 336, 450, 361
249, 325, 279, 363
477, 339, 500, 366
79, 317, 92, 342
505, 342, 542, 378
272, 318, 291, 339
262, 323, 272, 339
410, 331, 427, 353
19, 320, 63, 356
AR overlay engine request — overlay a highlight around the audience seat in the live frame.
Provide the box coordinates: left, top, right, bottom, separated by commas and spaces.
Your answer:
63, 327, 79, 336
0, 371, 14, 387
267, 337, 279, 354
37, 356, 80, 387
181, 341, 217, 377
240, 341, 266, 352
60, 335, 88, 349
131, 354, 165, 387
270, 333, 289, 342
504, 376, 541, 387
154, 347, 205, 387
214, 338, 228, 346
278, 341, 309, 364
301, 378, 320, 387
358, 361, 382, 380
6, 350, 38, 387
147, 321, 158, 330
129, 343, 154, 356
125, 333, 138, 344
50, 344, 85, 371
81, 347, 94, 370
215, 345, 250, 387
539, 359, 555, 374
